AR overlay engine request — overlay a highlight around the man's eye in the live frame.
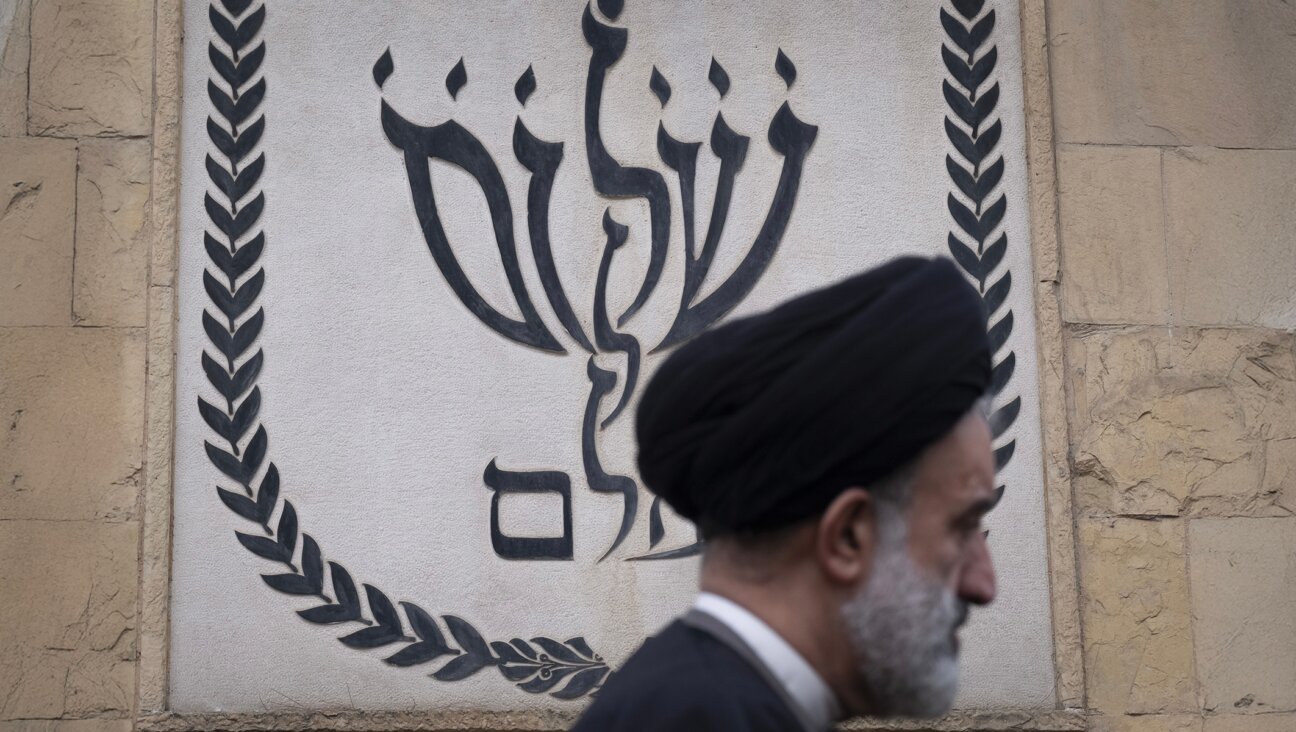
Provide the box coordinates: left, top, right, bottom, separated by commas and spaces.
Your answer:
956, 514, 986, 538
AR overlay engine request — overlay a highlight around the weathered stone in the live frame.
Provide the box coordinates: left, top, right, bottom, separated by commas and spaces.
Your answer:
0, 722, 131, 732
0, 520, 137, 720
148, 0, 181, 290
0, 138, 75, 326
28, 0, 152, 137
1068, 327, 1296, 518
1079, 518, 1195, 714
1165, 148, 1296, 329
74, 138, 151, 327
138, 286, 174, 714
1203, 713, 1296, 732
1048, 0, 1296, 147
1090, 714, 1203, 732
1190, 518, 1296, 714
0, 0, 30, 136
0, 327, 145, 522
1057, 145, 1168, 325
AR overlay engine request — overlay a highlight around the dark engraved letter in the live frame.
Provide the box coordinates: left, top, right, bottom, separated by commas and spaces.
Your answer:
655, 102, 818, 351
380, 100, 564, 353
514, 120, 594, 353
592, 211, 640, 428
583, 355, 638, 562
582, 4, 672, 328
484, 460, 574, 560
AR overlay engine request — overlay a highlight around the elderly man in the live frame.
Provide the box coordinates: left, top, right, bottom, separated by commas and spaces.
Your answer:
572, 257, 999, 731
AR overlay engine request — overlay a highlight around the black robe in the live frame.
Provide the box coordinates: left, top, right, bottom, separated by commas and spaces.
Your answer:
571, 611, 824, 731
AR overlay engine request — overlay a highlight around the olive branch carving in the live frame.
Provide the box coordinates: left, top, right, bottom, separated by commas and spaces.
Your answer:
940, 0, 1021, 486
197, 0, 609, 699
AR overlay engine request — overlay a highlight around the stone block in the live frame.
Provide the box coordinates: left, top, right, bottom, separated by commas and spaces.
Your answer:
0, 520, 137, 719
28, 0, 152, 137
1057, 145, 1168, 325
138, 285, 173, 713
0, 0, 30, 136
1164, 148, 1296, 330
1079, 518, 1195, 714
1203, 713, 1296, 732
0, 327, 145, 522
1068, 327, 1296, 518
1090, 714, 1203, 732
0, 723, 131, 732
0, 137, 75, 326
1048, 0, 1296, 147
74, 138, 151, 327
1190, 518, 1296, 713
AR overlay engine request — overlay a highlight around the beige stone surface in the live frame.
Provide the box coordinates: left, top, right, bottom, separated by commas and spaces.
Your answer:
0, 520, 137, 720
148, 0, 182, 291
0, 722, 132, 732
1190, 518, 1296, 714
1068, 327, 1296, 518
0, 137, 76, 326
1079, 518, 1195, 714
0, 327, 145, 522
74, 138, 151, 327
28, 0, 152, 137
1089, 714, 1203, 732
138, 286, 173, 715
1057, 145, 1168, 325
1165, 148, 1296, 329
0, 0, 30, 136
1203, 713, 1296, 732
1048, 1, 1296, 147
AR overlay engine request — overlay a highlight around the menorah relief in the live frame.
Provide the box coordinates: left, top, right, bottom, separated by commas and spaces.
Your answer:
373, 0, 817, 562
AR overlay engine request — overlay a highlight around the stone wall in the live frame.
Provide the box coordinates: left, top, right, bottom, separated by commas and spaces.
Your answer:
1, 0, 158, 728
0, 0, 1292, 730
1049, 1, 1296, 730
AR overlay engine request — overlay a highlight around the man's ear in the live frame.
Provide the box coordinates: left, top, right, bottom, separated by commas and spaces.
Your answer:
814, 488, 875, 586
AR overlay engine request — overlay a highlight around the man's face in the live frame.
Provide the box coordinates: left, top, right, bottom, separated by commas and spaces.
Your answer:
841, 411, 998, 717
904, 410, 999, 607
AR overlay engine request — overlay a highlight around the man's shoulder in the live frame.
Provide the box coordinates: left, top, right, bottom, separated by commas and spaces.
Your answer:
571, 620, 801, 732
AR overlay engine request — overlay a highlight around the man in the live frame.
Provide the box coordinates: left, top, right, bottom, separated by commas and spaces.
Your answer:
572, 256, 999, 731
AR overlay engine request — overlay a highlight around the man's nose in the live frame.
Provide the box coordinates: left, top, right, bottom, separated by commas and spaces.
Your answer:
957, 532, 996, 606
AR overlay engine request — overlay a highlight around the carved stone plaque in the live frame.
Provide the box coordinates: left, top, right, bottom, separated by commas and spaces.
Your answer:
170, 0, 1056, 713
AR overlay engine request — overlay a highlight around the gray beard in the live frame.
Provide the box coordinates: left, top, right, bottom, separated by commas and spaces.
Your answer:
842, 528, 968, 718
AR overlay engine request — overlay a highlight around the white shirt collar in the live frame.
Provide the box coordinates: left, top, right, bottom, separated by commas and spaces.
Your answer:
693, 592, 841, 729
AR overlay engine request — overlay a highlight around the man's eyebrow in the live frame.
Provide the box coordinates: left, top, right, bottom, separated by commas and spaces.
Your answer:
961, 485, 1005, 519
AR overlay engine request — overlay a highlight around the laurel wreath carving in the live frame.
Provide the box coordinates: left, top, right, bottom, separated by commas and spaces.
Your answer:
940, 0, 1021, 485
197, 0, 610, 700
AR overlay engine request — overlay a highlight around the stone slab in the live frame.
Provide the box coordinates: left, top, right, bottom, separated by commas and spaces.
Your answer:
1203, 713, 1296, 732
0, 722, 132, 732
1048, 0, 1296, 147
0, 327, 146, 522
73, 138, 151, 327
1067, 326, 1296, 518
0, 137, 75, 326
28, 0, 153, 137
1090, 714, 1203, 732
1165, 147, 1296, 329
0, 0, 30, 136
1079, 518, 1195, 715
0, 520, 137, 720
138, 285, 174, 715
1057, 145, 1167, 325
169, 0, 1056, 714
1190, 518, 1296, 714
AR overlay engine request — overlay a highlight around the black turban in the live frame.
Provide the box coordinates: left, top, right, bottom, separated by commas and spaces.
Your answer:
635, 256, 991, 535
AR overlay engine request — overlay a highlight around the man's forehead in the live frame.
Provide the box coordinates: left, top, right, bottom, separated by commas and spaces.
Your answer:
911, 415, 997, 510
